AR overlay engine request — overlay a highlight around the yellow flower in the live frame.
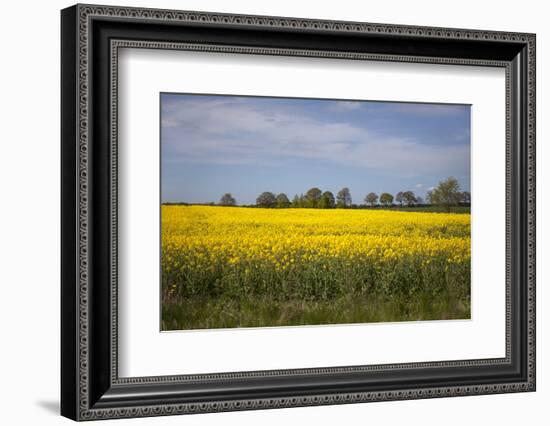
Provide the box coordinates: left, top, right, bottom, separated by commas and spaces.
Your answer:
161, 205, 470, 275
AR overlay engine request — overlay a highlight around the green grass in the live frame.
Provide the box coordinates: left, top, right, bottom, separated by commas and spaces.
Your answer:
162, 255, 470, 330
162, 293, 470, 330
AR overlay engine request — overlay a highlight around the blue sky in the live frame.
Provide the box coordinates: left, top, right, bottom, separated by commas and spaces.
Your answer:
161, 93, 470, 205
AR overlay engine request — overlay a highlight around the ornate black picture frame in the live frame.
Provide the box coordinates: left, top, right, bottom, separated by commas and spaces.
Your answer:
61, 4, 536, 421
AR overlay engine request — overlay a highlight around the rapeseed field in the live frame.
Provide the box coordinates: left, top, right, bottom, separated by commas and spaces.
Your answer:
161, 206, 470, 330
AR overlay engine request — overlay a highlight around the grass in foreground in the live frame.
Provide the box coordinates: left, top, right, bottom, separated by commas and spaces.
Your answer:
161, 206, 471, 330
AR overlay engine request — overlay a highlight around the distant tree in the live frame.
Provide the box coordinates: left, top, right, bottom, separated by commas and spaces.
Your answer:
256, 191, 277, 208
379, 192, 394, 207
296, 193, 306, 208
219, 193, 236, 206
276, 193, 290, 208
403, 191, 417, 206
460, 191, 471, 204
319, 191, 335, 209
305, 187, 323, 208
428, 177, 462, 212
336, 187, 352, 208
290, 193, 308, 208
416, 195, 424, 205
395, 191, 405, 206
364, 192, 379, 206
426, 190, 434, 204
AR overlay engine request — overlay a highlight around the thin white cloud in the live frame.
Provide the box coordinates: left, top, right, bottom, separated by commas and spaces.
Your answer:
328, 101, 363, 112
161, 97, 469, 177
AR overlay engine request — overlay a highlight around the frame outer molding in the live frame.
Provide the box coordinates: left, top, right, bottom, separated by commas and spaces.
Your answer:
61, 3, 536, 421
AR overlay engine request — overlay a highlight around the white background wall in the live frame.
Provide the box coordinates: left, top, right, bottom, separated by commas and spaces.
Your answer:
0, 0, 546, 424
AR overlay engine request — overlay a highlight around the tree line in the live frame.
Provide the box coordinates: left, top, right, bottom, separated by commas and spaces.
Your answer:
219, 188, 351, 208
218, 177, 470, 212
252, 187, 353, 209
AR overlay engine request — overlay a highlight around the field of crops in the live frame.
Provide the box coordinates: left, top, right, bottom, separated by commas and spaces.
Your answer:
161, 205, 471, 330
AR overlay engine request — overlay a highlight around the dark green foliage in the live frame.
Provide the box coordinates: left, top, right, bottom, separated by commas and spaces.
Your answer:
403, 191, 417, 205
319, 191, 335, 209
427, 177, 463, 212
291, 193, 307, 208
336, 187, 352, 208
219, 193, 236, 206
305, 187, 323, 207
380, 192, 394, 206
365, 192, 379, 206
395, 191, 404, 206
256, 191, 277, 207
276, 193, 290, 208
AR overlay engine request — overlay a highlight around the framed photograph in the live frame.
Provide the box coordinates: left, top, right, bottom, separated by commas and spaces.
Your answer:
61, 4, 536, 421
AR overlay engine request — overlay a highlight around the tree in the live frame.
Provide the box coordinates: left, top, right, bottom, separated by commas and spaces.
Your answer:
379, 192, 394, 207
403, 191, 417, 206
319, 191, 335, 209
428, 177, 462, 212
460, 191, 471, 204
305, 187, 322, 208
292, 193, 306, 208
276, 193, 290, 208
426, 190, 433, 204
256, 191, 277, 208
416, 195, 424, 205
395, 191, 404, 206
336, 187, 352, 208
364, 192, 379, 206
219, 193, 236, 206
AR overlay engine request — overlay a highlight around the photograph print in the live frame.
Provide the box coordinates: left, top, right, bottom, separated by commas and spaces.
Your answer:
160, 93, 471, 331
